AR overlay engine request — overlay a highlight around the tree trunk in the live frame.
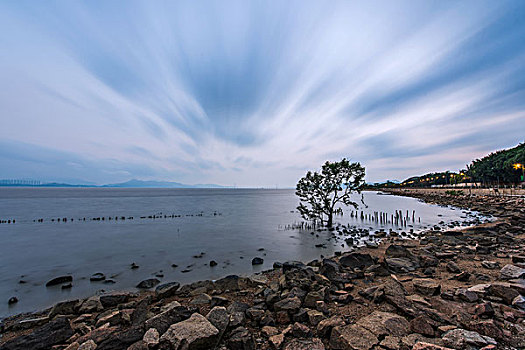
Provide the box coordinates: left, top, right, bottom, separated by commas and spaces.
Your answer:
327, 212, 333, 227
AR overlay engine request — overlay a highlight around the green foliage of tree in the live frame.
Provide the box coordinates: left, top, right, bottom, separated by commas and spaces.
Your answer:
466, 142, 525, 185
296, 159, 365, 227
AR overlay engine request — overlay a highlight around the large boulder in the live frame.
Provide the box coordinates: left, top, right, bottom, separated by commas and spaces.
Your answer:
158, 313, 219, 349
206, 306, 229, 333
357, 311, 410, 338
145, 305, 193, 334
274, 297, 302, 313
339, 253, 374, 269
228, 326, 255, 350
137, 278, 161, 289
214, 275, 241, 291
155, 282, 181, 299
0, 317, 74, 350
100, 292, 130, 308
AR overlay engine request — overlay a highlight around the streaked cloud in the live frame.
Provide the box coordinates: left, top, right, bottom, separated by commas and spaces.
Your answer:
0, 0, 524, 186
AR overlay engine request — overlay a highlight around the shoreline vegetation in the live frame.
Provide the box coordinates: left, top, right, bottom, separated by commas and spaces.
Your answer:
0, 190, 524, 349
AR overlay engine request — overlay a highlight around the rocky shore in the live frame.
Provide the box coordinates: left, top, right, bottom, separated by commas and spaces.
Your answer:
0, 191, 524, 350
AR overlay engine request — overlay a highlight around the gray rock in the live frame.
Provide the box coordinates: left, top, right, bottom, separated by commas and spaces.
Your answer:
0, 316, 74, 350
206, 306, 229, 333
49, 299, 81, 317
159, 313, 219, 350
45, 275, 73, 287
339, 252, 374, 269
413, 279, 441, 296
500, 264, 525, 280
228, 326, 255, 350
386, 257, 418, 273
143, 328, 159, 348
155, 282, 180, 299
90, 272, 106, 282
274, 297, 302, 313
79, 296, 103, 313
136, 278, 161, 289
100, 292, 130, 308
252, 257, 264, 265
442, 328, 496, 349
145, 305, 192, 334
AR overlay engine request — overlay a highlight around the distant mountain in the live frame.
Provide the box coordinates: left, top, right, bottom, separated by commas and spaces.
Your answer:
102, 179, 228, 188
367, 180, 401, 185
0, 178, 227, 188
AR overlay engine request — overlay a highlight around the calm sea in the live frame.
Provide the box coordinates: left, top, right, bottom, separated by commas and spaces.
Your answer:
0, 188, 486, 317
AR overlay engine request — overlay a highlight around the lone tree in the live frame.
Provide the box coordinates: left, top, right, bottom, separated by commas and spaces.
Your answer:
296, 158, 365, 227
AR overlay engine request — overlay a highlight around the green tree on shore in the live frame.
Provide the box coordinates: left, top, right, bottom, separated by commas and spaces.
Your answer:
296, 159, 365, 227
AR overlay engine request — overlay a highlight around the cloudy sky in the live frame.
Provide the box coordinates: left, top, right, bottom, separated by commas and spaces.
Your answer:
1, 0, 524, 187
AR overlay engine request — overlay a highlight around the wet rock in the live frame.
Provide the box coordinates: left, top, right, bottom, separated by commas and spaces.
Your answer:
0, 316, 74, 350
99, 292, 129, 308
79, 296, 103, 313
252, 257, 264, 265
131, 263, 139, 269
413, 279, 441, 296
209, 260, 218, 267
136, 278, 160, 289
49, 299, 81, 317
214, 275, 240, 291
90, 273, 105, 282
190, 293, 212, 305
155, 281, 180, 299
282, 261, 307, 272
46, 275, 73, 287
228, 326, 255, 350
499, 264, 525, 280
158, 313, 219, 350
8, 296, 18, 304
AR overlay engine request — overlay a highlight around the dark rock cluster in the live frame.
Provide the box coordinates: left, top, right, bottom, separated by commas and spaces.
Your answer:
0, 191, 523, 350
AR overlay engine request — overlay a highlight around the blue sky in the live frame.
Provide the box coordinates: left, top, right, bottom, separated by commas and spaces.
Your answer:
1, 0, 524, 186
